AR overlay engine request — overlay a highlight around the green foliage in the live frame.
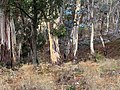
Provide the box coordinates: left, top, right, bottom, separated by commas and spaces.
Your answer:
95, 53, 105, 62
66, 85, 76, 90
51, 24, 66, 38
10, 0, 63, 21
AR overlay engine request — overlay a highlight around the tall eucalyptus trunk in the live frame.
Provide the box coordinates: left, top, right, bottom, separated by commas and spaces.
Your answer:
106, 0, 109, 33
90, 0, 95, 55
10, 18, 17, 66
47, 21, 60, 64
71, 0, 80, 62
0, 1, 17, 67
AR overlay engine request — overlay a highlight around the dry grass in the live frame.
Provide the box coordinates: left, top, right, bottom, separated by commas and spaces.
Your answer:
0, 59, 120, 90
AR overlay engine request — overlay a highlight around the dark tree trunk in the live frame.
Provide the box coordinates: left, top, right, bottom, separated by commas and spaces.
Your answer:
32, 0, 39, 64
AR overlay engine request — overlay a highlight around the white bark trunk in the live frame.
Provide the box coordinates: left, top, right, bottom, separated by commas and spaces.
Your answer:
0, 8, 5, 45
72, 0, 80, 60
100, 35, 105, 48
90, 23, 95, 54
106, 0, 109, 33
90, 0, 95, 55
7, 21, 11, 50
10, 18, 17, 64
18, 42, 22, 60
48, 22, 60, 63
72, 26, 78, 58
106, 14, 109, 33
0, 6, 17, 67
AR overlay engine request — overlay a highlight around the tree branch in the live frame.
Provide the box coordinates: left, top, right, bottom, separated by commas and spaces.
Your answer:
11, 1, 33, 20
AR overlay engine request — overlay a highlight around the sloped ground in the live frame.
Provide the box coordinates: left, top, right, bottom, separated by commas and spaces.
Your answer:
77, 39, 120, 61
0, 38, 120, 90
0, 59, 119, 90
39, 39, 120, 62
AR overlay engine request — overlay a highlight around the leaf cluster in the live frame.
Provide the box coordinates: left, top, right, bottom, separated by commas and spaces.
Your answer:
51, 24, 66, 38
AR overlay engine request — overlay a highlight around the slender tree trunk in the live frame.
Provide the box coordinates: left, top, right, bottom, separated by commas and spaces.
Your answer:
72, 0, 80, 62
99, 14, 106, 56
90, 0, 95, 55
106, 14, 109, 33
115, 9, 119, 34
106, 0, 109, 33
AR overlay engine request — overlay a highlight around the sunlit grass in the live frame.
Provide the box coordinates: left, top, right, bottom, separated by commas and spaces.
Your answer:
0, 59, 119, 90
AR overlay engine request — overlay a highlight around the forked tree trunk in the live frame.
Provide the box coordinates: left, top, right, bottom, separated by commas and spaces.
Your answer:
48, 22, 60, 64
63, 0, 77, 61
0, 6, 17, 67
71, 0, 80, 62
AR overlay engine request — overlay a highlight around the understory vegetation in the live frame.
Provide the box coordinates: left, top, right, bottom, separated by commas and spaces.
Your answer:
0, 0, 120, 90
0, 59, 120, 90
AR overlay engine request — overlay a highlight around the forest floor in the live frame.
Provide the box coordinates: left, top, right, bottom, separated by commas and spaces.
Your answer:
0, 40, 120, 90
0, 59, 119, 90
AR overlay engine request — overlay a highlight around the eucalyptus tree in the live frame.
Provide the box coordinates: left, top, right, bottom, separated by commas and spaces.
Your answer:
0, 0, 17, 67
62, 0, 86, 62
10, 0, 63, 64
63, 0, 76, 61
90, 0, 95, 56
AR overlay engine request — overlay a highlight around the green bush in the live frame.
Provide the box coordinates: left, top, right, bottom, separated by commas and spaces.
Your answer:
66, 85, 76, 90
51, 24, 67, 38
95, 53, 105, 62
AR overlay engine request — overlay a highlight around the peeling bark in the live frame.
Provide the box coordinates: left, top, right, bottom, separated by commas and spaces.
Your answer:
48, 22, 60, 64
0, 5, 17, 67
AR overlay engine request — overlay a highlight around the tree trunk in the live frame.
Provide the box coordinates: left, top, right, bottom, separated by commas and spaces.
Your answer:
0, 5, 17, 67
47, 22, 60, 64
99, 14, 106, 56
106, 0, 109, 33
90, 0, 95, 55
10, 18, 17, 66
115, 9, 119, 34
32, 0, 39, 64
71, 0, 80, 62
31, 25, 38, 64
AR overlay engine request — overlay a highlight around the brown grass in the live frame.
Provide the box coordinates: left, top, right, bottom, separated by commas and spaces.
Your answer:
0, 59, 120, 90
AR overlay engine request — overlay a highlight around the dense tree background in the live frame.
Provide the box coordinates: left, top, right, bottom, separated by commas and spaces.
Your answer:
0, 0, 120, 67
